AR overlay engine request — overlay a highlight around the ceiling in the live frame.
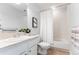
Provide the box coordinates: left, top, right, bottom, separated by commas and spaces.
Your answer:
11, 3, 66, 11
36, 3, 63, 11
11, 3, 27, 12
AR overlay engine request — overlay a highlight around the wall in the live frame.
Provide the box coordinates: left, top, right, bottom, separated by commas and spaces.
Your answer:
67, 3, 79, 54
0, 3, 40, 35
53, 4, 71, 49
68, 3, 79, 27
0, 3, 26, 30
26, 4, 40, 35
53, 5, 70, 41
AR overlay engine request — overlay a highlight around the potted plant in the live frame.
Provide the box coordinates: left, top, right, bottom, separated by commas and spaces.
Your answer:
19, 28, 31, 33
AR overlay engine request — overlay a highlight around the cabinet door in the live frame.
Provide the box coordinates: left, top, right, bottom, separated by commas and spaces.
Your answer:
20, 45, 37, 55
28, 37, 40, 49
20, 51, 28, 55
27, 45, 37, 55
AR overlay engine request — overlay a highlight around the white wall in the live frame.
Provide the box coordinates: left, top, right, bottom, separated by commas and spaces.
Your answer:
53, 5, 70, 41
27, 4, 40, 35
0, 3, 40, 35
0, 3, 26, 30
68, 3, 79, 55
53, 4, 71, 49
68, 3, 79, 27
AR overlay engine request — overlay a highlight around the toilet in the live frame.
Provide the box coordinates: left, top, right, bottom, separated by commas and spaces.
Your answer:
38, 42, 51, 55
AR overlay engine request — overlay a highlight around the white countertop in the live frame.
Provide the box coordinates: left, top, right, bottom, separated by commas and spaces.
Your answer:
0, 35, 39, 48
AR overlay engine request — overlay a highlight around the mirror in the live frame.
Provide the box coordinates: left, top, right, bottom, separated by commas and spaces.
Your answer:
0, 3, 27, 31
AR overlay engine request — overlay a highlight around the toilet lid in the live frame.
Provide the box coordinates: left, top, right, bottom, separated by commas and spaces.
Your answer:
38, 42, 50, 46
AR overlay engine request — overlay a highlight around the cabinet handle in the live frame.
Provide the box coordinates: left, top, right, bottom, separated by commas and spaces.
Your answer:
24, 53, 27, 55
29, 50, 31, 52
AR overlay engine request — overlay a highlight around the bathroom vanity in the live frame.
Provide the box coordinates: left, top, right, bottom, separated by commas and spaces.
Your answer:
0, 32, 39, 55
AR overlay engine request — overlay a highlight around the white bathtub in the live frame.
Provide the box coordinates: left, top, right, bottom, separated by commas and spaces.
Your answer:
53, 39, 70, 50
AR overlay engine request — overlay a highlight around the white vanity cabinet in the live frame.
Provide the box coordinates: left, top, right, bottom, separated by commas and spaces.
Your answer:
27, 45, 37, 55
20, 37, 39, 55
0, 36, 39, 55
21, 45, 37, 55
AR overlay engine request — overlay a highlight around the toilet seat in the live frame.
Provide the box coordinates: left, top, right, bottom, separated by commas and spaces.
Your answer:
38, 42, 50, 47
38, 42, 51, 55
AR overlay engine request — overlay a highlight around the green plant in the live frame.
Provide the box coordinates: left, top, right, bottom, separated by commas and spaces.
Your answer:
19, 28, 31, 33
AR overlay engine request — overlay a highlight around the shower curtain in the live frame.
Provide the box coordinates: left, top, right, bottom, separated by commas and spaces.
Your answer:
40, 9, 53, 44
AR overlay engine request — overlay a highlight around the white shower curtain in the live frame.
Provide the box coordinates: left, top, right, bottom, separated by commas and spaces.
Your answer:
40, 9, 53, 44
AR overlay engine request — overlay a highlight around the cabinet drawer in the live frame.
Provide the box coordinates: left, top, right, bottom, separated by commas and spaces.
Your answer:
0, 40, 29, 55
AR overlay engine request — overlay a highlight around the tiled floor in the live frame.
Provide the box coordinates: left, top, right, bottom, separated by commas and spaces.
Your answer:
47, 47, 69, 55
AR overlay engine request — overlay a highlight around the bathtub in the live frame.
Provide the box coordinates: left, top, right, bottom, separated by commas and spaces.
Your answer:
53, 39, 70, 50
